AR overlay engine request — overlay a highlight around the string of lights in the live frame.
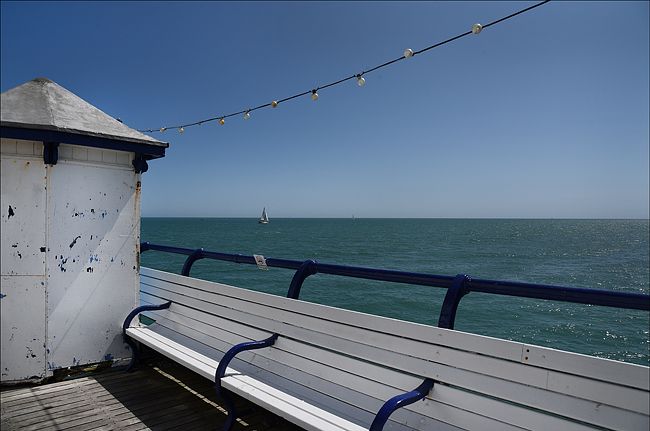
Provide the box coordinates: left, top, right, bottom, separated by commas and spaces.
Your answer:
139, 0, 551, 134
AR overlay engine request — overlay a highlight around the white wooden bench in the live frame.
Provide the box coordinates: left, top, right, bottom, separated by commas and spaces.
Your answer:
123, 267, 650, 431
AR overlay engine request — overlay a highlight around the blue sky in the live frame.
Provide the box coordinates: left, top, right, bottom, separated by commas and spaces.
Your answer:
2, 1, 648, 218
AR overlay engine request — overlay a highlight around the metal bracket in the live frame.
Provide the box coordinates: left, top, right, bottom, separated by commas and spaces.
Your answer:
181, 248, 204, 276
214, 334, 279, 431
122, 301, 172, 371
43, 142, 59, 165
287, 259, 318, 299
370, 378, 435, 431
132, 154, 149, 174
438, 274, 472, 329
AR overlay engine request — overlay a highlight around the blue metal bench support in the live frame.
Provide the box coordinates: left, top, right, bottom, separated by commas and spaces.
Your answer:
181, 248, 204, 276
370, 378, 435, 431
214, 334, 279, 431
122, 301, 172, 372
438, 274, 471, 329
287, 259, 318, 299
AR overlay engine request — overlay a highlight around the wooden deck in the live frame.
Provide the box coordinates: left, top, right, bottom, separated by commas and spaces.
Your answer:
0, 358, 302, 431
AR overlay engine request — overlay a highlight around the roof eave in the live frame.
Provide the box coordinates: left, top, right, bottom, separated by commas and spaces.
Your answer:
0, 124, 168, 159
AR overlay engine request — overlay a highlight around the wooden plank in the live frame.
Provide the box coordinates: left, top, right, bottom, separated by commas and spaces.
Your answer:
1, 361, 302, 431
147, 310, 572, 429
142, 274, 650, 399
142, 267, 650, 390
143, 298, 506, 431
524, 343, 650, 391
140, 282, 650, 418
13, 408, 107, 430
140, 296, 632, 431
147, 292, 633, 425
141, 268, 526, 362
145, 319, 465, 431
127, 327, 368, 431
0, 378, 98, 402
141, 323, 627, 431
135, 326, 601, 431
1, 374, 157, 412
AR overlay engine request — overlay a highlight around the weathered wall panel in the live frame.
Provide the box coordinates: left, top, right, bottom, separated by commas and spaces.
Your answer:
1, 138, 141, 382
1, 148, 46, 276
0, 276, 47, 381
46, 150, 139, 370
1, 142, 48, 382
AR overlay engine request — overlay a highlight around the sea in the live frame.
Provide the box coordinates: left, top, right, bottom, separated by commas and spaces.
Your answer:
141, 218, 649, 366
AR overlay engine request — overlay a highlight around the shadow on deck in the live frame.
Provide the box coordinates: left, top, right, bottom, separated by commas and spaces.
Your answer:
1, 357, 302, 431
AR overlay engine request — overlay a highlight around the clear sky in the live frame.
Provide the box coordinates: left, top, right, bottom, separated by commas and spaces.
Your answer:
2, 1, 648, 218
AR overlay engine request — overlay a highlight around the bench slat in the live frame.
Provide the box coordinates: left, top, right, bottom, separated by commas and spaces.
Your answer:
139, 289, 648, 431
141, 278, 650, 420
133, 323, 530, 431
145, 318, 471, 431
142, 295, 647, 431
126, 326, 369, 431
142, 267, 649, 391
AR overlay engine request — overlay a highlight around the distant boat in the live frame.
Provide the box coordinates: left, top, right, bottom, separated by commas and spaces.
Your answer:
258, 207, 269, 224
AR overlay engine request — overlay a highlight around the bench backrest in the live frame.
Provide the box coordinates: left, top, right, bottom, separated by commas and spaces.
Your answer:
140, 267, 649, 431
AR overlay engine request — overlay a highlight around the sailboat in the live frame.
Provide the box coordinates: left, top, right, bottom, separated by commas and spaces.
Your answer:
258, 207, 269, 224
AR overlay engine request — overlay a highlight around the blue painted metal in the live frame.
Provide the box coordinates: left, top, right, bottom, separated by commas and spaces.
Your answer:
287, 259, 318, 299
438, 274, 471, 329
132, 154, 149, 174
43, 142, 59, 165
370, 378, 435, 431
0, 126, 167, 159
214, 334, 279, 431
140, 242, 650, 312
122, 301, 171, 372
181, 248, 204, 276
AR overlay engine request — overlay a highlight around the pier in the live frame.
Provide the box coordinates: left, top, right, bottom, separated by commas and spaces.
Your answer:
1, 357, 299, 431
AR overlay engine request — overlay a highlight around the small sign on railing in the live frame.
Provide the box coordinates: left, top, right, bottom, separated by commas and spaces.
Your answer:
253, 254, 268, 270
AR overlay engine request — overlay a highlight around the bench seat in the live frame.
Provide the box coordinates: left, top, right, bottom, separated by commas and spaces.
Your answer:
126, 326, 367, 431
124, 267, 650, 431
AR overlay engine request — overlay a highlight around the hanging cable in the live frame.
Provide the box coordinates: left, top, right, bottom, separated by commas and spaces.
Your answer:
139, 0, 551, 134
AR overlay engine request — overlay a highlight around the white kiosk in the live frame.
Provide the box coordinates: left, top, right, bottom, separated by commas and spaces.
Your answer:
0, 78, 168, 382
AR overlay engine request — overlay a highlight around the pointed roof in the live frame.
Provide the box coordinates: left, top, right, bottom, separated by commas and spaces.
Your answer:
1, 78, 167, 157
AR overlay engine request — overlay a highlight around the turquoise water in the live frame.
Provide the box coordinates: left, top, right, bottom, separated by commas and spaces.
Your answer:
141, 218, 649, 365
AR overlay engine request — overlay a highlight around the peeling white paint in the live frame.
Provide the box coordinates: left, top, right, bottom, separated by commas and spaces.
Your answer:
1, 138, 140, 383
0, 276, 46, 381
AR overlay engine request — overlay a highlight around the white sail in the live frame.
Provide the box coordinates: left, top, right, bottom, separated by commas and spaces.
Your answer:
259, 207, 269, 223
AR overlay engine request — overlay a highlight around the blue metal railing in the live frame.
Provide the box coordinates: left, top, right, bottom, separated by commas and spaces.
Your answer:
140, 242, 650, 329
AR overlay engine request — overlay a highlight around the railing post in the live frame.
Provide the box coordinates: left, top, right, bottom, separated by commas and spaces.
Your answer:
287, 259, 318, 299
438, 274, 471, 329
181, 248, 204, 276
140, 241, 150, 252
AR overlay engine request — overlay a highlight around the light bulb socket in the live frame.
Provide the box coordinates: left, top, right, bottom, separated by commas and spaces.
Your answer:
311, 89, 319, 101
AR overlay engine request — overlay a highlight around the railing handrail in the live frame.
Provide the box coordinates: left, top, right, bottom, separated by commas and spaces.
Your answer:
140, 242, 650, 328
